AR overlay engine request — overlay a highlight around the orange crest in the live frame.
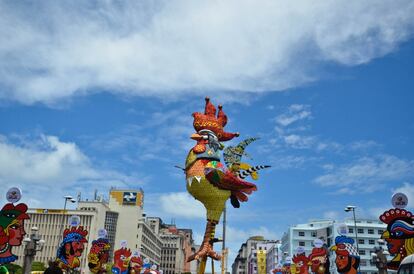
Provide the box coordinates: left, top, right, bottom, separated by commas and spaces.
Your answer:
192, 97, 239, 141
114, 247, 132, 260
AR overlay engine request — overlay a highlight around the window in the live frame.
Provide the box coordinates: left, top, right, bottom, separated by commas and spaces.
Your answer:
357, 228, 364, 234
368, 229, 374, 234
359, 250, 366, 255
358, 239, 365, 245
298, 231, 305, 237
349, 228, 354, 233
299, 241, 305, 247
311, 231, 317, 237
369, 239, 375, 245
378, 229, 384, 235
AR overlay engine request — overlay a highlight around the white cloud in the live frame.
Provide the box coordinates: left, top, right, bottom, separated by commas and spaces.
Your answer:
85, 108, 193, 162
268, 155, 310, 170
0, 134, 142, 207
364, 182, 414, 219
225, 226, 279, 243
275, 104, 312, 127
323, 210, 339, 220
0, 135, 97, 185
349, 140, 380, 151
283, 134, 316, 149
0, 1, 413, 104
314, 155, 414, 192
368, 206, 390, 219
159, 192, 205, 219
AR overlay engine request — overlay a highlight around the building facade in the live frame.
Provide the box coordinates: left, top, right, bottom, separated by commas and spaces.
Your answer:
11, 188, 197, 273
13, 208, 98, 270
232, 236, 280, 274
280, 219, 387, 274
265, 242, 282, 273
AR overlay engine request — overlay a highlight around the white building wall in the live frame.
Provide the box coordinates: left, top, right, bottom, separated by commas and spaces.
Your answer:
13, 209, 96, 271
280, 219, 387, 274
109, 189, 144, 251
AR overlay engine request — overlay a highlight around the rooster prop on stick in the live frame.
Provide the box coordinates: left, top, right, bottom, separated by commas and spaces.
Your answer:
185, 98, 269, 269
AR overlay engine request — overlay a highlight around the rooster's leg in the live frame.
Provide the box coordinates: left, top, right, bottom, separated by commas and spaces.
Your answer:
187, 219, 221, 262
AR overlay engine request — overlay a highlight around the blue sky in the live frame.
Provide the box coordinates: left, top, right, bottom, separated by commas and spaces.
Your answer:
1, 0, 414, 269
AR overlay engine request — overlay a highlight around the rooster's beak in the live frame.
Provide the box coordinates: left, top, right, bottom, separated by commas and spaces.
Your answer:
191, 133, 203, 140
381, 231, 390, 239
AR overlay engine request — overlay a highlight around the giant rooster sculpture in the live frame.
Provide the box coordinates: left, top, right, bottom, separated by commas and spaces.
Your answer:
185, 98, 269, 271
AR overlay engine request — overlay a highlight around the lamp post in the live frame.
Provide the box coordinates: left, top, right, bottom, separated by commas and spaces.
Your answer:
344, 205, 359, 252
370, 239, 389, 274
59, 196, 76, 242
22, 226, 45, 274
63, 195, 76, 212
221, 204, 227, 274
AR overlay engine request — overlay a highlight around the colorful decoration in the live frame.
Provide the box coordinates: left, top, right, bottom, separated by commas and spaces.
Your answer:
282, 261, 291, 274
379, 208, 414, 270
192, 98, 239, 141
88, 237, 111, 274
56, 226, 88, 270
129, 251, 143, 274
331, 235, 360, 274
292, 253, 309, 274
185, 98, 268, 271
272, 265, 283, 274
308, 246, 329, 274
224, 138, 270, 181
142, 265, 160, 274
0, 203, 29, 264
112, 247, 131, 274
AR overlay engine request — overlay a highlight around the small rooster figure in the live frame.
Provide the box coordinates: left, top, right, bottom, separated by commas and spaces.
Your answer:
185, 98, 265, 265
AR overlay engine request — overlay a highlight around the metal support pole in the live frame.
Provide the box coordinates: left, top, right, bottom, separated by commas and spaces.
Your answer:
352, 209, 359, 253
351, 208, 361, 274
221, 204, 227, 274
22, 240, 35, 274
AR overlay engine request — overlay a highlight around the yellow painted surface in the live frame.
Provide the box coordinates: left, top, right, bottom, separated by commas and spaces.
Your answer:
35, 209, 67, 214
187, 177, 230, 221
110, 190, 143, 207
257, 250, 266, 274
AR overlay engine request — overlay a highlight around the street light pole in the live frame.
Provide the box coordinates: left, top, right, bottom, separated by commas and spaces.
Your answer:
221, 203, 227, 274
59, 196, 76, 245
352, 208, 359, 253
344, 205, 359, 252
344, 205, 360, 273
22, 227, 45, 274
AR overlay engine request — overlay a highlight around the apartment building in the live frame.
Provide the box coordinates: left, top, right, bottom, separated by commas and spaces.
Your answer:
232, 236, 280, 274
280, 219, 387, 274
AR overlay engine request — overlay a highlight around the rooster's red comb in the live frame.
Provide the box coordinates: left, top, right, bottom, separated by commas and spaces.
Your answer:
379, 208, 414, 224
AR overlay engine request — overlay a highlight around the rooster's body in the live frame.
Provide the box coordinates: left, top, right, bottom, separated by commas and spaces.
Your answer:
185, 98, 265, 264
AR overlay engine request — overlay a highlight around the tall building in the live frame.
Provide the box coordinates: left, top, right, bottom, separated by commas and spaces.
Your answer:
108, 189, 144, 250
265, 241, 282, 273
231, 236, 280, 274
149, 217, 194, 274
247, 241, 279, 274
280, 219, 387, 274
